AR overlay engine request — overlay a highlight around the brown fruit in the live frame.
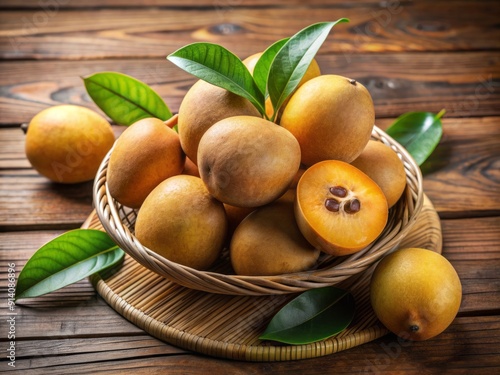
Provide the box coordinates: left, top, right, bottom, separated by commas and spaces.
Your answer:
295, 160, 388, 256
107, 117, 185, 208
177, 80, 261, 164
351, 140, 407, 208
223, 204, 255, 236
280, 75, 375, 166
197, 116, 301, 207
25, 105, 115, 183
370, 248, 462, 341
242, 52, 321, 121
230, 201, 320, 276
182, 156, 200, 177
135, 175, 227, 270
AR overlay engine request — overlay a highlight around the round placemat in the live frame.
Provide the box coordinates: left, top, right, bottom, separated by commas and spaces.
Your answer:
85, 194, 441, 362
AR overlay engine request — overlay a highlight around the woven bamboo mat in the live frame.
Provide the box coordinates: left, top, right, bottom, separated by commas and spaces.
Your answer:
85, 194, 441, 362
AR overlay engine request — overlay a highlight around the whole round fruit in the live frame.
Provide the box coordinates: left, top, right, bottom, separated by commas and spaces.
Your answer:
351, 140, 407, 208
25, 105, 115, 183
177, 80, 261, 165
370, 248, 462, 341
197, 115, 301, 207
135, 175, 227, 270
295, 160, 388, 256
230, 201, 320, 276
107, 117, 185, 209
280, 74, 375, 166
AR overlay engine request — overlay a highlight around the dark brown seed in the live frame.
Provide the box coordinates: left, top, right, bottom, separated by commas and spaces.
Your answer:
325, 198, 340, 212
410, 325, 420, 332
344, 198, 361, 214
329, 186, 347, 198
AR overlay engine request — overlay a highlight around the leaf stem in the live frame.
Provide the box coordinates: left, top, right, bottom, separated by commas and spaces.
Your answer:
435, 108, 446, 120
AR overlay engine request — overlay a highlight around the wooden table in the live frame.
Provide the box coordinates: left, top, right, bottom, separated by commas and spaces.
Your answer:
1, 1, 499, 373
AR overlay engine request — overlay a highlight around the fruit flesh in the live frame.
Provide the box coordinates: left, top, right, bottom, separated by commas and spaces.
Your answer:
197, 115, 301, 207
370, 248, 462, 341
107, 117, 185, 208
135, 175, 227, 271
25, 105, 115, 183
295, 160, 388, 255
230, 201, 320, 276
281, 75, 375, 166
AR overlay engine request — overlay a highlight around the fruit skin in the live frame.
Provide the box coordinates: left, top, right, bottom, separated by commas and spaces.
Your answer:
243, 52, 321, 120
370, 248, 462, 341
295, 160, 388, 256
197, 115, 301, 208
177, 80, 261, 165
230, 201, 320, 276
351, 140, 407, 208
280, 74, 375, 166
25, 105, 115, 183
107, 117, 185, 209
135, 175, 227, 270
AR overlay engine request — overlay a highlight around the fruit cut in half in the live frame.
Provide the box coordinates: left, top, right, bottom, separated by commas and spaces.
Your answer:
295, 160, 388, 256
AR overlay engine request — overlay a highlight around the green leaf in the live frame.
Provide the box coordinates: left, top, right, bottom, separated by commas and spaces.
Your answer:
15, 229, 124, 300
386, 109, 445, 166
267, 19, 349, 121
167, 42, 266, 115
83, 72, 172, 126
259, 286, 355, 345
252, 37, 289, 97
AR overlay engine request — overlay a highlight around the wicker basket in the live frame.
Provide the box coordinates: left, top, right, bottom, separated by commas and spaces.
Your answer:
93, 125, 423, 296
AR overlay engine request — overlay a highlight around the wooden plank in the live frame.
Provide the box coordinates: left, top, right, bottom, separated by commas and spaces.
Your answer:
0, 216, 498, 342
1, 2, 500, 60
0, 0, 409, 8
2, 116, 499, 229
4, 316, 500, 373
376, 116, 500, 217
0, 51, 498, 126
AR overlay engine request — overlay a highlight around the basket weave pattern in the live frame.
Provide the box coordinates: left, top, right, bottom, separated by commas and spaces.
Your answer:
93, 126, 423, 295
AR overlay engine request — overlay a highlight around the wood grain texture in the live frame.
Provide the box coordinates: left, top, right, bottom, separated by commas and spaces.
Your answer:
1, 2, 499, 60
0, 51, 498, 126
3, 316, 500, 374
1, 117, 498, 230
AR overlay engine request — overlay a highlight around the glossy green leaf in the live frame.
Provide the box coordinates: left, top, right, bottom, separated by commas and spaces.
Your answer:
259, 286, 355, 345
267, 19, 349, 121
167, 42, 265, 115
252, 37, 289, 97
386, 109, 445, 166
15, 229, 124, 300
83, 72, 172, 125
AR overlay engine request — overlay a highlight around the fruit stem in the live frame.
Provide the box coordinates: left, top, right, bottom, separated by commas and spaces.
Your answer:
20, 123, 29, 134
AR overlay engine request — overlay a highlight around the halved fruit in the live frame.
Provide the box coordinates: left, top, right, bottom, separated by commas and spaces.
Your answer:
295, 160, 388, 256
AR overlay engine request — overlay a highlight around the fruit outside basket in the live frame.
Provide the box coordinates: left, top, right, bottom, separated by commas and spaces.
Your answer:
93, 125, 423, 296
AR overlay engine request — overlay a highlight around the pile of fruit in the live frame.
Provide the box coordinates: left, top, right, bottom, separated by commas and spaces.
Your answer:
23, 20, 462, 342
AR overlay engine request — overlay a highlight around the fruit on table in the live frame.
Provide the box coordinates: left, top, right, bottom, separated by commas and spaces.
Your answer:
370, 248, 462, 341
295, 160, 388, 256
351, 140, 407, 208
242, 52, 321, 120
280, 75, 375, 166
197, 115, 301, 207
177, 80, 261, 165
135, 175, 227, 270
24, 104, 115, 183
107, 117, 185, 208
230, 201, 320, 276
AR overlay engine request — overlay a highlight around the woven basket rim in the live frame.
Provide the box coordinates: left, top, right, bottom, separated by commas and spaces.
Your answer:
93, 125, 424, 295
